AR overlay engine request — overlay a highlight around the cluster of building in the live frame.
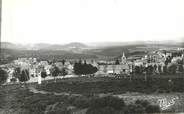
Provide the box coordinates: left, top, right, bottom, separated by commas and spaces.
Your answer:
1, 58, 74, 82
95, 50, 184, 75
96, 53, 133, 74
1, 48, 184, 83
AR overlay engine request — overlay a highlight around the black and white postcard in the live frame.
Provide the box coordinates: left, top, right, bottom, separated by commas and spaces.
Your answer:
0, 0, 184, 114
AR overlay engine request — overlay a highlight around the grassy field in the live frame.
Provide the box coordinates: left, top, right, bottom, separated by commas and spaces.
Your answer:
38, 76, 184, 94
0, 77, 184, 114
0, 84, 74, 114
37, 77, 184, 113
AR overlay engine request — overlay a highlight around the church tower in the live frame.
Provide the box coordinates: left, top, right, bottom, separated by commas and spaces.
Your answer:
121, 52, 126, 64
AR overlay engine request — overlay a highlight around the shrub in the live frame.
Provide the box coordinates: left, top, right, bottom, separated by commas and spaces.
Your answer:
29, 101, 47, 114
124, 104, 146, 114
145, 105, 161, 113
47, 104, 70, 114
41, 70, 47, 79
89, 96, 125, 110
71, 96, 90, 108
135, 99, 150, 107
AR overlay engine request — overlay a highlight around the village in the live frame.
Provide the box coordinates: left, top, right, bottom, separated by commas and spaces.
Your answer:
1, 47, 184, 84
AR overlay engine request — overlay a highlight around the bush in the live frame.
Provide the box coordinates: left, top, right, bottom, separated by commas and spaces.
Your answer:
71, 96, 90, 108
19, 69, 30, 82
145, 105, 161, 113
47, 103, 70, 114
29, 101, 47, 114
89, 96, 125, 110
124, 104, 146, 114
135, 99, 150, 107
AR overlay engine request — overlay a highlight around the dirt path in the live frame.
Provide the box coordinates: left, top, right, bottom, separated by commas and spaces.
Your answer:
29, 86, 82, 97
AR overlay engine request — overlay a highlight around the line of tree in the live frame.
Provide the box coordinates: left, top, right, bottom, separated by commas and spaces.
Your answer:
49, 64, 68, 82
134, 64, 184, 75
41, 68, 47, 80
74, 60, 98, 75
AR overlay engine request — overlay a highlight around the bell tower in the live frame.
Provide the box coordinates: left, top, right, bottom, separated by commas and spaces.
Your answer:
121, 52, 126, 64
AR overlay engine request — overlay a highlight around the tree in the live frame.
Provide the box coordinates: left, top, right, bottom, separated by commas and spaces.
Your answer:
41, 69, 47, 80
0, 68, 8, 84
140, 65, 144, 74
146, 65, 154, 75
163, 65, 168, 74
60, 68, 68, 77
37, 65, 44, 73
91, 65, 98, 74
61, 59, 66, 65
143, 67, 147, 81
153, 64, 157, 74
115, 59, 120, 65
178, 65, 184, 73
176, 59, 183, 65
50, 65, 60, 82
165, 56, 172, 65
134, 66, 141, 74
73, 62, 98, 75
73, 62, 82, 75
19, 69, 30, 83
13, 67, 21, 79
158, 65, 162, 74
168, 64, 177, 74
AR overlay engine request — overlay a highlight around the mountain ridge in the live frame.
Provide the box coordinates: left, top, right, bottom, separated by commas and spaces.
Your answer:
0, 42, 89, 50
1, 40, 183, 50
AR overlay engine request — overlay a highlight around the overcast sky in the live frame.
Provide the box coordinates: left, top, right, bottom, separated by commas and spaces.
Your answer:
2, 0, 184, 44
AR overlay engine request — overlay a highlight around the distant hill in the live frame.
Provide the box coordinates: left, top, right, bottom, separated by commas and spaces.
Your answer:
65, 42, 88, 48
44, 42, 88, 51
1, 41, 184, 63
84, 44, 147, 57
0, 42, 89, 51
87, 40, 184, 48
1, 42, 22, 49
32, 43, 51, 50
84, 42, 184, 59
43, 44, 65, 50
0, 48, 98, 61
1, 41, 183, 61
